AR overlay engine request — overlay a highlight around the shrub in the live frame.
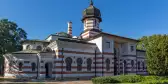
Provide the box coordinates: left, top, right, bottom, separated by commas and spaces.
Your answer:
92, 75, 142, 84
91, 75, 168, 84
140, 80, 168, 84
142, 76, 168, 82
113, 75, 143, 83
92, 76, 120, 84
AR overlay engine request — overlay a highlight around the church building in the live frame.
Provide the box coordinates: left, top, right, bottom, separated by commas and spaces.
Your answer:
3, 0, 147, 79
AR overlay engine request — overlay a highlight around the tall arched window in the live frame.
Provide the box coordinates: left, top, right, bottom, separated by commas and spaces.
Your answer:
131, 60, 134, 71
138, 61, 140, 70
19, 62, 23, 71
87, 58, 92, 71
124, 60, 127, 73
77, 58, 83, 71
31, 62, 36, 71
142, 62, 145, 70
26, 45, 31, 50
65, 57, 72, 71
114, 48, 117, 56
36, 46, 42, 51
106, 58, 110, 71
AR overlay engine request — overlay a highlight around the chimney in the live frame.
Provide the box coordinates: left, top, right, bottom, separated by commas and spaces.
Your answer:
67, 21, 72, 36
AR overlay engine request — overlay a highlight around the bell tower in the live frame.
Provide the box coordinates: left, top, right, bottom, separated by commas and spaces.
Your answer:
81, 0, 102, 39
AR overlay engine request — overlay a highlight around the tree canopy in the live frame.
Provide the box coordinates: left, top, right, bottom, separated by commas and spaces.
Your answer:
137, 34, 168, 75
0, 19, 27, 57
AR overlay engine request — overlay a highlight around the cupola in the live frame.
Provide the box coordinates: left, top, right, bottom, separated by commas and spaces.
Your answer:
82, 0, 102, 22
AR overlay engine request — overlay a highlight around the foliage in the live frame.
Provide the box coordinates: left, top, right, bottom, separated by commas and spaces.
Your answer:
0, 19, 27, 72
92, 75, 168, 84
137, 34, 168, 75
140, 80, 168, 84
0, 19, 27, 55
92, 75, 143, 84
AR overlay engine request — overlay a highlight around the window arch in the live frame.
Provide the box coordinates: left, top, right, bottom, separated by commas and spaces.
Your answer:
19, 62, 23, 71
26, 45, 31, 50
36, 46, 42, 51
77, 58, 83, 71
138, 61, 140, 70
65, 57, 72, 71
106, 58, 110, 71
87, 58, 92, 71
31, 62, 36, 71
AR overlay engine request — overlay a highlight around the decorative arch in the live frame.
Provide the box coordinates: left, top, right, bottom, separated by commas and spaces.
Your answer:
18, 62, 23, 71
31, 62, 36, 71
65, 57, 73, 71
105, 58, 110, 71
87, 58, 92, 71
77, 58, 83, 71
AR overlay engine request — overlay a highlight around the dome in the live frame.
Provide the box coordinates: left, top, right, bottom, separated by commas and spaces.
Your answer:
82, 0, 102, 22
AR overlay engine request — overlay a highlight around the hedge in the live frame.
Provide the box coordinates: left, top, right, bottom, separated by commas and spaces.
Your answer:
140, 80, 168, 84
92, 75, 168, 84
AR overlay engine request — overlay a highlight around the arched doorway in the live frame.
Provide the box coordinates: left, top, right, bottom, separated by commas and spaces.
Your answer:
45, 62, 53, 78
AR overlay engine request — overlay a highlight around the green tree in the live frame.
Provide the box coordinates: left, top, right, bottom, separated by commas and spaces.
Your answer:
137, 34, 168, 75
0, 19, 27, 74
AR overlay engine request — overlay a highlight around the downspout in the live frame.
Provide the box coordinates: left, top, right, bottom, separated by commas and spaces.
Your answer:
136, 50, 137, 74
37, 53, 41, 79
102, 51, 104, 76
61, 48, 64, 80
94, 49, 97, 77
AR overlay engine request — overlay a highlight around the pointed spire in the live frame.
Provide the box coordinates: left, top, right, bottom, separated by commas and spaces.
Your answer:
90, 0, 93, 6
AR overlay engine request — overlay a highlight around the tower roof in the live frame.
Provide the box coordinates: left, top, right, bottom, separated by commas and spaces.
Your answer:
82, 0, 102, 22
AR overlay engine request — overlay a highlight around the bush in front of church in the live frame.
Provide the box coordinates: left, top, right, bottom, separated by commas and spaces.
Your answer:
92, 75, 168, 84
92, 75, 143, 84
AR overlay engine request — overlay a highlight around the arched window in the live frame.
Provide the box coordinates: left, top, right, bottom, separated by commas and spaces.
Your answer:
131, 60, 134, 71
124, 60, 127, 73
65, 57, 72, 71
77, 58, 83, 71
26, 45, 31, 50
31, 62, 36, 71
36, 46, 42, 51
131, 60, 134, 68
106, 58, 110, 71
114, 48, 117, 56
94, 19, 97, 27
87, 58, 92, 71
142, 62, 145, 70
19, 62, 23, 71
138, 61, 140, 70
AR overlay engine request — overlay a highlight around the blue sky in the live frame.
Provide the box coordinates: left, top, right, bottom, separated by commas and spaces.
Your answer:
0, 0, 168, 40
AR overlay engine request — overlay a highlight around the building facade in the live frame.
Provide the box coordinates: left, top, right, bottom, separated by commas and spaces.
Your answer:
3, 0, 147, 79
